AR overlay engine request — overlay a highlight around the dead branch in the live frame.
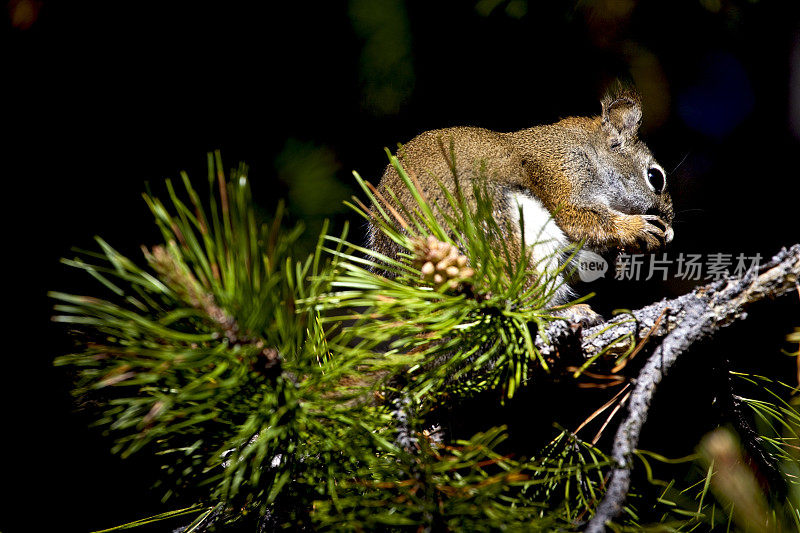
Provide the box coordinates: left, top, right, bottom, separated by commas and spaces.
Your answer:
535, 244, 800, 533
539, 244, 800, 363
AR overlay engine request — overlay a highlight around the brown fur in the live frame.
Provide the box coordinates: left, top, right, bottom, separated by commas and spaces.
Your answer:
368, 89, 674, 278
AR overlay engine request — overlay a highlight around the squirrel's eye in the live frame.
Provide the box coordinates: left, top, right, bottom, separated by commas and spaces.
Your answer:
646, 166, 665, 193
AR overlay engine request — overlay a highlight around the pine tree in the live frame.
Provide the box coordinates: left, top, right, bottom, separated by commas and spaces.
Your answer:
51, 152, 800, 531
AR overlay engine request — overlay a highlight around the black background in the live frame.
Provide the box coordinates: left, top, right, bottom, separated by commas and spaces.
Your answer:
4, 1, 800, 531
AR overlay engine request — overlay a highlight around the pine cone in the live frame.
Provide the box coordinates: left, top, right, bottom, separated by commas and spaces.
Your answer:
412, 235, 475, 288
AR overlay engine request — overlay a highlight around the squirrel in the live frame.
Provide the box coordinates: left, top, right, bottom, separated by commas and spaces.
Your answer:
367, 88, 674, 319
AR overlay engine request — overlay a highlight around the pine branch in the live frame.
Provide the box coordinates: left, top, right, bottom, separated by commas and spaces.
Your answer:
715, 355, 786, 499
578, 243, 800, 532
51, 154, 390, 526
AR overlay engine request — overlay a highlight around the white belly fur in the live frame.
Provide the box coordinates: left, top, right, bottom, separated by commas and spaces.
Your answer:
506, 191, 575, 305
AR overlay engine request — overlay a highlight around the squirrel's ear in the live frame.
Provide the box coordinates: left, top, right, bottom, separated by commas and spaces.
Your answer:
601, 90, 642, 148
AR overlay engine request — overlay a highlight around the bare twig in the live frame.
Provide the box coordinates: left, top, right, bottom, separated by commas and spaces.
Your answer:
573, 383, 631, 437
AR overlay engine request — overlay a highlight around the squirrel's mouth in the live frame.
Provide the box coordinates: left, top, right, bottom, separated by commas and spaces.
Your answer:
607, 196, 653, 217
608, 202, 639, 215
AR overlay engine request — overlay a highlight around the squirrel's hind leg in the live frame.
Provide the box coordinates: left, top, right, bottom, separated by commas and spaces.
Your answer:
554, 303, 603, 328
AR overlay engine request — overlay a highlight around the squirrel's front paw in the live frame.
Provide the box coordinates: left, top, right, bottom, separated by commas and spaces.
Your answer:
616, 213, 672, 252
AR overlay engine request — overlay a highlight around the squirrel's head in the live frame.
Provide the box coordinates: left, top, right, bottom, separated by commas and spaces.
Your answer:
590, 89, 674, 232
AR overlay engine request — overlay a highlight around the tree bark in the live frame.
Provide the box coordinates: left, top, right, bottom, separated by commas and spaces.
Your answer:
533, 244, 800, 533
